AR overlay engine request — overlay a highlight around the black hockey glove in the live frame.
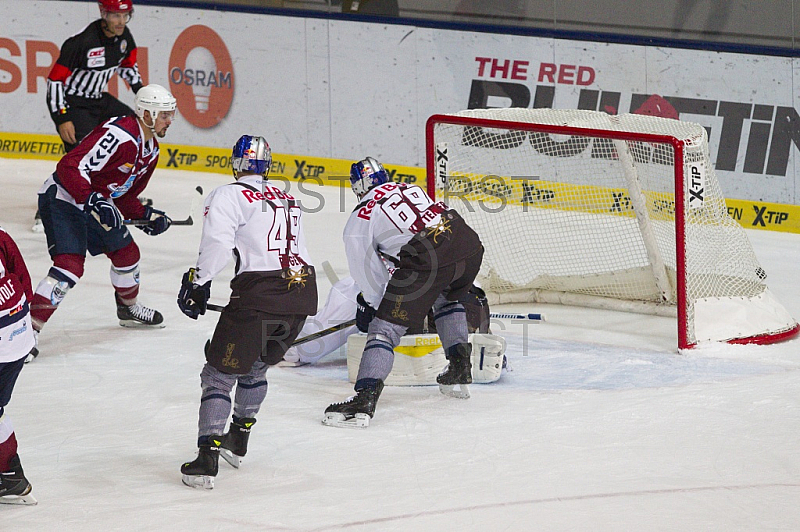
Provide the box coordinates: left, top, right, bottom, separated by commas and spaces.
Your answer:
355, 292, 377, 333
178, 268, 211, 320
137, 205, 172, 236
84, 192, 122, 230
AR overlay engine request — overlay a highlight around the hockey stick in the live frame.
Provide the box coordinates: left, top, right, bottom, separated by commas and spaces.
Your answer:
125, 218, 194, 226
291, 319, 356, 347
203, 303, 355, 351
124, 186, 204, 227
490, 312, 545, 321
321, 260, 340, 284
206, 303, 355, 345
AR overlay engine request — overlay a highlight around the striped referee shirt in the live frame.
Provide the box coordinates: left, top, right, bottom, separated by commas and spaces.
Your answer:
46, 19, 143, 126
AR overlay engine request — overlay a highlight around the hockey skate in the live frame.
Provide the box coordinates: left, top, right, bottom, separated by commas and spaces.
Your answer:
437, 343, 473, 399
181, 436, 221, 489
0, 455, 37, 506
31, 209, 43, 233
24, 331, 39, 364
115, 293, 165, 328
322, 379, 384, 429
220, 417, 256, 469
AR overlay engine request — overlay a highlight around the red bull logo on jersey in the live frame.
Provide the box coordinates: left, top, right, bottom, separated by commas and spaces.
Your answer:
239, 186, 295, 204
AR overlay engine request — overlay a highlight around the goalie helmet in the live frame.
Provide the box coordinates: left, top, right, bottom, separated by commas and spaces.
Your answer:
134, 84, 176, 125
350, 157, 388, 199
231, 135, 272, 178
98, 0, 133, 14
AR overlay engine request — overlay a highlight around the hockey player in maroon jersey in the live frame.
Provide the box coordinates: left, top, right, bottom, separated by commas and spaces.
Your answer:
322, 157, 484, 428
46, 0, 143, 153
29, 84, 177, 360
37, 0, 145, 232
178, 135, 317, 489
0, 227, 37, 505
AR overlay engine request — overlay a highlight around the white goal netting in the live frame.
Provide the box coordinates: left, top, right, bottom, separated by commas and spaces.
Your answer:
426, 108, 798, 348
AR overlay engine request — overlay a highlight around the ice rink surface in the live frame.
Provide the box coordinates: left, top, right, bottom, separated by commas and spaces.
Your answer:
1, 158, 799, 531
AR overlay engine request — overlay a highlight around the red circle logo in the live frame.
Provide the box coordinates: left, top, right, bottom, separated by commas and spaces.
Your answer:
168, 25, 234, 129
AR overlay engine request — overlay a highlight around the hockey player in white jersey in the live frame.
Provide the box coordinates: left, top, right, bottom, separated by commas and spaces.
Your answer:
281, 274, 495, 367
178, 135, 317, 489
323, 157, 484, 428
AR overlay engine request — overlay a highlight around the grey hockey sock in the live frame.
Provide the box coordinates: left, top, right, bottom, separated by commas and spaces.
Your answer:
356, 317, 406, 381
432, 294, 469, 349
197, 364, 236, 440
232, 360, 269, 419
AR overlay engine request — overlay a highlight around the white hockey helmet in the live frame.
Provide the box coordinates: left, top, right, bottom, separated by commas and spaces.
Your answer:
134, 84, 176, 125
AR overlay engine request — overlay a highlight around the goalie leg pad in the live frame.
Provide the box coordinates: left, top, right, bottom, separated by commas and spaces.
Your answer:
470, 334, 507, 384
346, 333, 507, 386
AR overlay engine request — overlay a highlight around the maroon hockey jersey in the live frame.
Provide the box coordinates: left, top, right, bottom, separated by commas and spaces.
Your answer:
55, 114, 158, 220
0, 227, 35, 363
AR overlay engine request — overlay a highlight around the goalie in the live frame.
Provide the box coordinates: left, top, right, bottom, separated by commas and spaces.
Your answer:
282, 277, 505, 385
323, 157, 485, 429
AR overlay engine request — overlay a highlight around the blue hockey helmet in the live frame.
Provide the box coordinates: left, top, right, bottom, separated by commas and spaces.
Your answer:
350, 157, 388, 199
231, 135, 272, 178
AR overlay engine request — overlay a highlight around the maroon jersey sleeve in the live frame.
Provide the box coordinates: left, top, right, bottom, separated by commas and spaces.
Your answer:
56, 117, 143, 206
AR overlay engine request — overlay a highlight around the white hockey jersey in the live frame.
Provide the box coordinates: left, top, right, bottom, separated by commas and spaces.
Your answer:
343, 182, 447, 307
194, 175, 314, 286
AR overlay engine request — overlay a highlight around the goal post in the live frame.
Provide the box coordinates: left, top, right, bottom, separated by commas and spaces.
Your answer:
425, 108, 799, 350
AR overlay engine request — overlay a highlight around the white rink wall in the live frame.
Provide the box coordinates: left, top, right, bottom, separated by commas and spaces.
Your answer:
0, 1, 799, 204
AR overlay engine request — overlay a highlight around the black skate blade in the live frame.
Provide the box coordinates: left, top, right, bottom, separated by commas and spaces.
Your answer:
119, 319, 166, 329
321, 412, 370, 429
0, 487, 38, 505
181, 474, 214, 490
220, 449, 242, 469
438, 383, 470, 399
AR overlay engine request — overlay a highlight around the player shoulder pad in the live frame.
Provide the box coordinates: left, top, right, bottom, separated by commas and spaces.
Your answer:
106, 116, 139, 143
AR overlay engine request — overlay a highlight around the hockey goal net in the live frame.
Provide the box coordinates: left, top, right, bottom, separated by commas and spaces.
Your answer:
425, 108, 799, 349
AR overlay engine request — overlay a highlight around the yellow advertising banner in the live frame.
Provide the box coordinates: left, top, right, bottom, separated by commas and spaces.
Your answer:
2, 131, 798, 234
